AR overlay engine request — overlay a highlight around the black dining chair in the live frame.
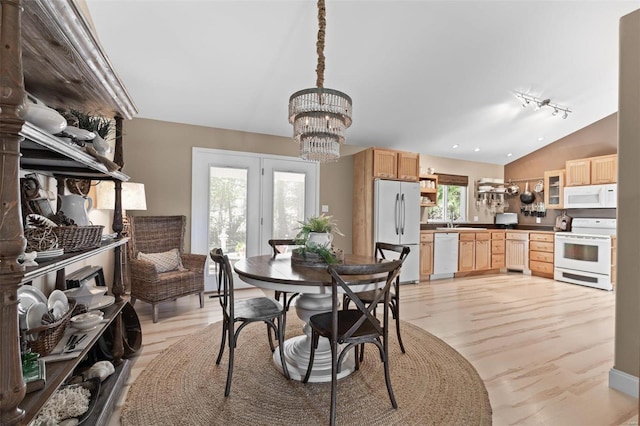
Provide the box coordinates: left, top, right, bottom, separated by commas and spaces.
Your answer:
303, 259, 403, 426
209, 248, 290, 396
343, 242, 410, 355
267, 239, 300, 350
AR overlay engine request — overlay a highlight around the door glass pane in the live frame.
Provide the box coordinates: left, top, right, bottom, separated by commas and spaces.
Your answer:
272, 171, 306, 242
209, 166, 247, 272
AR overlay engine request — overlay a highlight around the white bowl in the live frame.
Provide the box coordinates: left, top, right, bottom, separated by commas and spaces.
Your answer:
70, 311, 104, 330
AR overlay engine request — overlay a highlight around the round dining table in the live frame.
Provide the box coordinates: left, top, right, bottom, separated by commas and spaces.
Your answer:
234, 253, 385, 383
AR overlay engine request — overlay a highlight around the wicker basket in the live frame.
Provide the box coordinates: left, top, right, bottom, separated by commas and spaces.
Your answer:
25, 299, 80, 356
24, 227, 59, 252
53, 225, 104, 252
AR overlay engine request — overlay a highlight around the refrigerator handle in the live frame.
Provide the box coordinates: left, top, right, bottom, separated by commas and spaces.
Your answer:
394, 193, 400, 235
400, 193, 406, 234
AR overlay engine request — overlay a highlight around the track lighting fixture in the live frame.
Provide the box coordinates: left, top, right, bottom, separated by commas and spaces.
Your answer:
514, 91, 571, 119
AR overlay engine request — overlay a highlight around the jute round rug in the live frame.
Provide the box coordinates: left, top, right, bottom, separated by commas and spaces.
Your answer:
121, 318, 492, 425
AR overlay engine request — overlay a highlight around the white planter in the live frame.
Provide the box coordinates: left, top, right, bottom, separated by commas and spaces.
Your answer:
306, 232, 333, 248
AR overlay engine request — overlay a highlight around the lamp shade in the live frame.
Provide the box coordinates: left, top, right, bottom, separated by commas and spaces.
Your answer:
95, 181, 147, 211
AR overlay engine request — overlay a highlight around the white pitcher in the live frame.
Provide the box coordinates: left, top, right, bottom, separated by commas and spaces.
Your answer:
57, 194, 93, 226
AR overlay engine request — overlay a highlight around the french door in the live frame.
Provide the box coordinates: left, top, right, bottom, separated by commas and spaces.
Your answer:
191, 148, 319, 291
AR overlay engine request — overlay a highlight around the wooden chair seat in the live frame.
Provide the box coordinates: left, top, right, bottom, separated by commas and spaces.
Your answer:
230, 297, 285, 322
308, 310, 382, 341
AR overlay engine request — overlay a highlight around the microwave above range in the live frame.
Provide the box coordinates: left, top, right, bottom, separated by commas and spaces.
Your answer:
564, 184, 617, 209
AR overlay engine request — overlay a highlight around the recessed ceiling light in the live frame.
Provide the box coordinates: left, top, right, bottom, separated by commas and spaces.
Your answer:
507, 153, 513, 157
452, 144, 459, 149
474, 147, 480, 152
537, 137, 544, 142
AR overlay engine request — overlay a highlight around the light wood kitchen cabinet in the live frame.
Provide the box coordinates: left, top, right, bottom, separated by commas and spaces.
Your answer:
544, 170, 565, 209
458, 233, 476, 272
491, 231, 505, 268
529, 232, 554, 278
505, 232, 529, 271
372, 148, 398, 179
475, 235, 491, 271
591, 154, 617, 184
565, 158, 591, 186
397, 151, 420, 181
565, 154, 617, 186
420, 232, 434, 279
366, 148, 420, 181
457, 232, 491, 272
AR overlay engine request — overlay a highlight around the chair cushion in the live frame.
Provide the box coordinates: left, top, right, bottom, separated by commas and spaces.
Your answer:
138, 248, 185, 273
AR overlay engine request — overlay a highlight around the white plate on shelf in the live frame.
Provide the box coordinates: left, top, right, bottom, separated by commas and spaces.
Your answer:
26, 302, 48, 330
17, 286, 47, 314
89, 295, 115, 311
36, 249, 64, 260
48, 289, 69, 319
47, 289, 68, 311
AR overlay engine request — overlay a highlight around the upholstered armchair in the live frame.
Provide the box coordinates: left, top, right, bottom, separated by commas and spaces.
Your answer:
128, 215, 205, 323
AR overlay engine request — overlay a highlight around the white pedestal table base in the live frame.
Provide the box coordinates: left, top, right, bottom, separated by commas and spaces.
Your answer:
272, 292, 355, 383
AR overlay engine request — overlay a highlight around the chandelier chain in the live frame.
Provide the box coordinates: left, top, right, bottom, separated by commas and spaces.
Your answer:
316, 0, 326, 88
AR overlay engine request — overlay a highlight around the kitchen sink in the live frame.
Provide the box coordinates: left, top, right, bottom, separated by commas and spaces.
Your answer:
435, 227, 487, 230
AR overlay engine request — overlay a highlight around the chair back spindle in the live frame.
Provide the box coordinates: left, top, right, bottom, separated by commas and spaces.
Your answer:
210, 248, 234, 320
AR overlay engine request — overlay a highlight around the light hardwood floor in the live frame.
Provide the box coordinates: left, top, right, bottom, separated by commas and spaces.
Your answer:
109, 273, 638, 425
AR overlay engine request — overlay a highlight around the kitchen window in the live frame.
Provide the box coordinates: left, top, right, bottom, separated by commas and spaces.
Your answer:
427, 173, 468, 223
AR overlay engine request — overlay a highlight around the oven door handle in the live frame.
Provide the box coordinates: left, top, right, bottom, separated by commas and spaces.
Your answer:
555, 235, 609, 242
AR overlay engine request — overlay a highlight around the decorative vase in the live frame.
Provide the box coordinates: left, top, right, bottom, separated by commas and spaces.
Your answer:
306, 232, 333, 248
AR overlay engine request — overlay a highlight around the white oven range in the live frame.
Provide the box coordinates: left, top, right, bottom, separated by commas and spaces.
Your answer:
554, 218, 616, 291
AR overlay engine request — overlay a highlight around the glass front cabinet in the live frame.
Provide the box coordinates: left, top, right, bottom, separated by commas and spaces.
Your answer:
544, 169, 565, 209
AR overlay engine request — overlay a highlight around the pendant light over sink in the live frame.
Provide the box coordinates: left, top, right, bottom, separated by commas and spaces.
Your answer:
288, 0, 352, 162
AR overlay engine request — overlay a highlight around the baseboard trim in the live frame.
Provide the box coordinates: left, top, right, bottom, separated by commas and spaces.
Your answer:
609, 367, 639, 398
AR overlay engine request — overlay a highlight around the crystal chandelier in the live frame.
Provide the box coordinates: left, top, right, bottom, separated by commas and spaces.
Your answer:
288, 0, 352, 162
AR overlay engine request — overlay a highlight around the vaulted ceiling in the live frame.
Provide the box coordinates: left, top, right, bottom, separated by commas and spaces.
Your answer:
85, 1, 639, 165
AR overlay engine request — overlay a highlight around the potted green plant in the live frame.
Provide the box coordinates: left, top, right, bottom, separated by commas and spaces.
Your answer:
295, 214, 343, 247
293, 214, 344, 264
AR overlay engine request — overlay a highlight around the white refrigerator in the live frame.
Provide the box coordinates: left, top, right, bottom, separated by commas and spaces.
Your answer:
374, 179, 421, 283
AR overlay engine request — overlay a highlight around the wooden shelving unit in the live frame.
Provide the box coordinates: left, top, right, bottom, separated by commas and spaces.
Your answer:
419, 174, 438, 207
0, 1, 139, 424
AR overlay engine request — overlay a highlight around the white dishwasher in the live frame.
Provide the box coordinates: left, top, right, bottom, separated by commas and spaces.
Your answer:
431, 232, 459, 280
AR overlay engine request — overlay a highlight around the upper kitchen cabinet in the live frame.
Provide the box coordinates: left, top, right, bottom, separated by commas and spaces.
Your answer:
544, 169, 565, 209
565, 154, 617, 186
590, 154, 618, 184
363, 148, 420, 181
